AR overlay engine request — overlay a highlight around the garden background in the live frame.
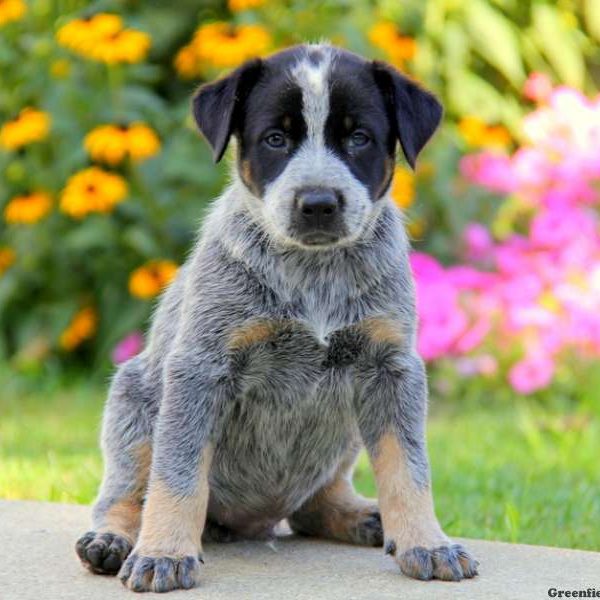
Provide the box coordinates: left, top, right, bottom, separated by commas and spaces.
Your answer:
1, 0, 600, 551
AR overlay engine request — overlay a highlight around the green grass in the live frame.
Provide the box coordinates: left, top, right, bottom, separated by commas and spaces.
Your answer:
1, 375, 599, 551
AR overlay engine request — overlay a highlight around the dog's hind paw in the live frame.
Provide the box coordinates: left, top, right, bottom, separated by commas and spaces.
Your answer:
353, 510, 384, 546
76, 531, 132, 575
396, 543, 479, 581
119, 553, 202, 593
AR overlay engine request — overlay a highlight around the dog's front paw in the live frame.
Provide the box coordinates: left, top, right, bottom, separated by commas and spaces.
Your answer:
76, 531, 132, 575
389, 542, 479, 581
119, 552, 202, 593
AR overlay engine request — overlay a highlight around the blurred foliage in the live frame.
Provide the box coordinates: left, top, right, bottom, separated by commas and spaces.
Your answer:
1, 0, 599, 377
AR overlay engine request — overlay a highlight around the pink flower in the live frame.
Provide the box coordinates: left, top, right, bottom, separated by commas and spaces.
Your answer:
112, 331, 144, 364
454, 316, 492, 354
460, 152, 514, 194
508, 354, 555, 394
530, 207, 597, 249
462, 223, 493, 262
447, 266, 496, 290
410, 252, 444, 281
523, 72, 552, 103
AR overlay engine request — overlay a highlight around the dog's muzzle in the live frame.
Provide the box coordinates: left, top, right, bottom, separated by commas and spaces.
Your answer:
292, 187, 345, 245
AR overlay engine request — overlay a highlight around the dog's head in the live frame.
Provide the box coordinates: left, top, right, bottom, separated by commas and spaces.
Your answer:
193, 44, 442, 248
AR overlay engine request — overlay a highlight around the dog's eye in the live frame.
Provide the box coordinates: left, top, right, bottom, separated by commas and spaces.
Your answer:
264, 132, 287, 149
349, 130, 370, 148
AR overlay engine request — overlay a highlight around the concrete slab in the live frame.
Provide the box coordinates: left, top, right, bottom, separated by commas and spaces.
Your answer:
0, 500, 598, 600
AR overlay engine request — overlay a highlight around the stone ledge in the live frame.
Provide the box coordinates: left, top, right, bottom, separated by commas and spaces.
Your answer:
1, 500, 598, 600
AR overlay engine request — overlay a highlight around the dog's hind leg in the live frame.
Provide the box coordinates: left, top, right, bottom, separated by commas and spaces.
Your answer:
288, 445, 383, 547
76, 357, 154, 575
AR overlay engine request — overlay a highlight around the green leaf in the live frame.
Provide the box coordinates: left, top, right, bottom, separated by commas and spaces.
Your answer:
441, 21, 469, 81
447, 70, 507, 121
465, 0, 525, 88
532, 5, 585, 89
122, 225, 162, 258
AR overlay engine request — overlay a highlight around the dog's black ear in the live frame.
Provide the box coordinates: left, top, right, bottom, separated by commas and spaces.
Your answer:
192, 59, 263, 162
372, 61, 443, 169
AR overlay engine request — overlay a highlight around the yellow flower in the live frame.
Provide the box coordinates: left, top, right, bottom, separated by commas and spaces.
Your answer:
57, 13, 150, 64
390, 166, 415, 209
0, 0, 26, 27
228, 0, 266, 11
84, 123, 160, 165
458, 116, 511, 149
0, 108, 50, 150
174, 44, 203, 79
126, 123, 161, 161
87, 29, 151, 64
60, 167, 128, 219
59, 307, 97, 351
4, 191, 52, 224
175, 22, 271, 77
129, 260, 178, 300
0, 246, 15, 275
369, 22, 416, 68
57, 14, 122, 52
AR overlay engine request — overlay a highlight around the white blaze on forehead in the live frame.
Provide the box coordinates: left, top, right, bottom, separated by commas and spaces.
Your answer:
291, 46, 334, 144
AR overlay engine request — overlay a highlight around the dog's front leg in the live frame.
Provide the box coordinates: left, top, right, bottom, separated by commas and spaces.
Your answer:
356, 351, 479, 581
119, 353, 223, 593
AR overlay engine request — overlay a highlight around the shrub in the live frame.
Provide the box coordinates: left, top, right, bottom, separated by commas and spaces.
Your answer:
1, 0, 599, 396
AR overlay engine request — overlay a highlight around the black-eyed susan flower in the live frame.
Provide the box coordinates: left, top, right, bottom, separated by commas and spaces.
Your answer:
87, 28, 151, 64
0, 246, 15, 275
127, 123, 160, 161
368, 22, 416, 68
174, 44, 201, 79
228, 0, 266, 12
0, 0, 26, 27
0, 108, 50, 151
60, 167, 127, 219
174, 22, 271, 78
56, 13, 122, 52
129, 260, 178, 299
56, 13, 150, 65
390, 166, 415, 210
59, 307, 97, 351
458, 116, 511, 149
84, 123, 160, 165
4, 191, 52, 224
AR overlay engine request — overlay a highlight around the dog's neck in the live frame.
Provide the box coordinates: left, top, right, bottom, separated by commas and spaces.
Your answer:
200, 180, 410, 305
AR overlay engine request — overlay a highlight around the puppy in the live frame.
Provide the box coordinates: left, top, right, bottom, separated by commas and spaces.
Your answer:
76, 43, 478, 592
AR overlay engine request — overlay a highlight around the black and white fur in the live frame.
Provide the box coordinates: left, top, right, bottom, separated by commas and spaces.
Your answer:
75, 44, 478, 593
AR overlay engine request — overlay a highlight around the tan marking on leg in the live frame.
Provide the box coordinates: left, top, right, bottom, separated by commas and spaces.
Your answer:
136, 445, 213, 558
361, 317, 404, 347
371, 432, 447, 553
99, 443, 152, 543
228, 320, 279, 351
102, 500, 142, 544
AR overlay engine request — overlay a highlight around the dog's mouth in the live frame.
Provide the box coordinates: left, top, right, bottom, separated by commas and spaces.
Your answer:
299, 232, 341, 246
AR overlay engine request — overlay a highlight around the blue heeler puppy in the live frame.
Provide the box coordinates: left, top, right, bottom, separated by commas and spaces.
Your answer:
75, 43, 479, 593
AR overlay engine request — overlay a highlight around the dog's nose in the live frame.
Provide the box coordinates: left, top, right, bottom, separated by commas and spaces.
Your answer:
296, 188, 341, 224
